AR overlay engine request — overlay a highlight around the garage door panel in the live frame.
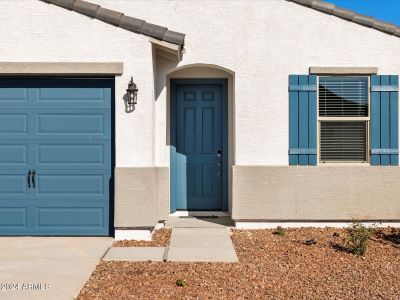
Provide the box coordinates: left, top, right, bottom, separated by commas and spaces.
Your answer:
0, 113, 28, 135
37, 144, 104, 165
36, 112, 107, 136
0, 109, 110, 140
36, 207, 104, 228
0, 141, 34, 170
37, 174, 105, 196
0, 79, 111, 108
0, 144, 28, 166
0, 200, 108, 233
0, 78, 112, 236
37, 87, 105, 102
0, 208, 27, 228
0, 173, 31, 203
0, 175, 28, 196
36, 141, 110, 169
32, 80, 111, 108
0, 87, 29, 105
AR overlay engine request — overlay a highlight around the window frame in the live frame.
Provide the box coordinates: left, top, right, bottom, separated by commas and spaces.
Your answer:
317, 75, 371, 165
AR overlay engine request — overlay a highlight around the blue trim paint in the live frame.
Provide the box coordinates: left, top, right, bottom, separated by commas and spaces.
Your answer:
371, 75, 399, 166
289, 148, 317, 155
371, 149, 399, 155
288, 75, 317, 166
289, 85, 317, 92
371, 86, 399, 92
0, 77, 114, 236
371, 75, 381, 166
298, 76, 309, 165
390, 76, 399, 165
380, 76, 390, 165
308, 75, 317, 165
289, 75, 299, 165
170, 79, 228, 212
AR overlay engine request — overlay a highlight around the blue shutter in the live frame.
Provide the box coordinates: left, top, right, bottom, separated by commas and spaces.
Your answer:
289, 75, 317, 166
371, 75, 399, 166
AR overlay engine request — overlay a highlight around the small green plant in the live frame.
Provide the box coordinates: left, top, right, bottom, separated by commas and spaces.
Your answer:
176, 279, 187, 287
273, 226, 285, 237
345, 221, 372, 256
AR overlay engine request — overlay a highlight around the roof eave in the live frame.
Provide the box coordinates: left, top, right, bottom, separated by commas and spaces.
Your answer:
288, 0, 400, 38
41, 0, 185, 47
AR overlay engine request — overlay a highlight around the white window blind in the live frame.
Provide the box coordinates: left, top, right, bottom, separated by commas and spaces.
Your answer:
319, 77, 368, 117
319, 76, 369, 163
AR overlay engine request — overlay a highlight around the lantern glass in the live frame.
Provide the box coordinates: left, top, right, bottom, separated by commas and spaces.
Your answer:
126, 77, 138, 106
130, 91, 137, 105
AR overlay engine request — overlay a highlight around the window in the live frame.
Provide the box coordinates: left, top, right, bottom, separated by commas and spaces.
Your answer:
318, 77, 369, 163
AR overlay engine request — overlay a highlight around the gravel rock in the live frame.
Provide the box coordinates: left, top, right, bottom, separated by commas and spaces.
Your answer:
78, 228, 400, 299
113, 229, 171, 247
303, 239, 317, 246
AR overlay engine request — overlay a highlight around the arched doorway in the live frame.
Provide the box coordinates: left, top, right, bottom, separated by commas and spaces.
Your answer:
168, 65, 234, 213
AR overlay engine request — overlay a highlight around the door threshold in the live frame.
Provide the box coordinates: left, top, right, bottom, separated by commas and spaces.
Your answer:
169, 211, 230, 217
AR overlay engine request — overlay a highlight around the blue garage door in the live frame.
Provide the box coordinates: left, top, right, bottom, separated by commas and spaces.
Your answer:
0, 78, 112, 236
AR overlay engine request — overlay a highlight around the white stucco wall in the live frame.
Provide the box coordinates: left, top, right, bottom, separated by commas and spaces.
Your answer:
0, 0, 155, 167
1, 0, 400, 167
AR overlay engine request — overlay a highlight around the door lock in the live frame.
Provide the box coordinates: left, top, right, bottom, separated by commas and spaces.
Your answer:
217, 149, 222, 177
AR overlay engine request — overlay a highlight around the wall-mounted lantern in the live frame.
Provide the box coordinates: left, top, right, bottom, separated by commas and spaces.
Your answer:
126, 77, 138, 109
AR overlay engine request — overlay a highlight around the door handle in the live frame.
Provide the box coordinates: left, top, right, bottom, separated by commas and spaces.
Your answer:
32, 170, 36, 189
27, 170, 31, 189
217, 149, 222, 177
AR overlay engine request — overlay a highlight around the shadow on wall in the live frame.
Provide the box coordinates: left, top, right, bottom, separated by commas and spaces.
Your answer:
153, 53, 179, 101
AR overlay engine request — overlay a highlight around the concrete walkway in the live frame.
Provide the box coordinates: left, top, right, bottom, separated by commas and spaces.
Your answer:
167, 227, 238, 262
0, 237, 113, 300
103, 217, 238, 263
166, 217, 238, 262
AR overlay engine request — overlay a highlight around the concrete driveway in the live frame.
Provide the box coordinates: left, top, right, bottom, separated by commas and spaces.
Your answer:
0, 237, 113, 300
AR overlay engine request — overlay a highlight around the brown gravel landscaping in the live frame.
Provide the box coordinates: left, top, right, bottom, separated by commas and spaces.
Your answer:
113, 228, 171, 247
78, 227, 400, 299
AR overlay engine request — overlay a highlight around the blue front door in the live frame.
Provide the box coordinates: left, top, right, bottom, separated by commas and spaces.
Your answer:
171, 80, 228, 211
0, 78, 112, 236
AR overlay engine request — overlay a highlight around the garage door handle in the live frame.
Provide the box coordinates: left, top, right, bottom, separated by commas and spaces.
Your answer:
32, 170, 36, 189
27, 170, 31, 189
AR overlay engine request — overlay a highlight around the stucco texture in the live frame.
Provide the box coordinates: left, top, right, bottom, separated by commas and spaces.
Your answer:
1, 1, 400, 225
232, 166, 400, 221
114, 167, 168, 227
90, 0, 400, 166
2, 0, 398, 167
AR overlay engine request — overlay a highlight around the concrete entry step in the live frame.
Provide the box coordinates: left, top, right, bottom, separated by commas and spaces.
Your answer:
165, 216, 234, 228
103, 247, 165, 262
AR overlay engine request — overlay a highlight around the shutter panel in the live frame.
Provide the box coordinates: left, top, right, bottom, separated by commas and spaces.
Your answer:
289, 75, 317, 166
371, 75, 399, 166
